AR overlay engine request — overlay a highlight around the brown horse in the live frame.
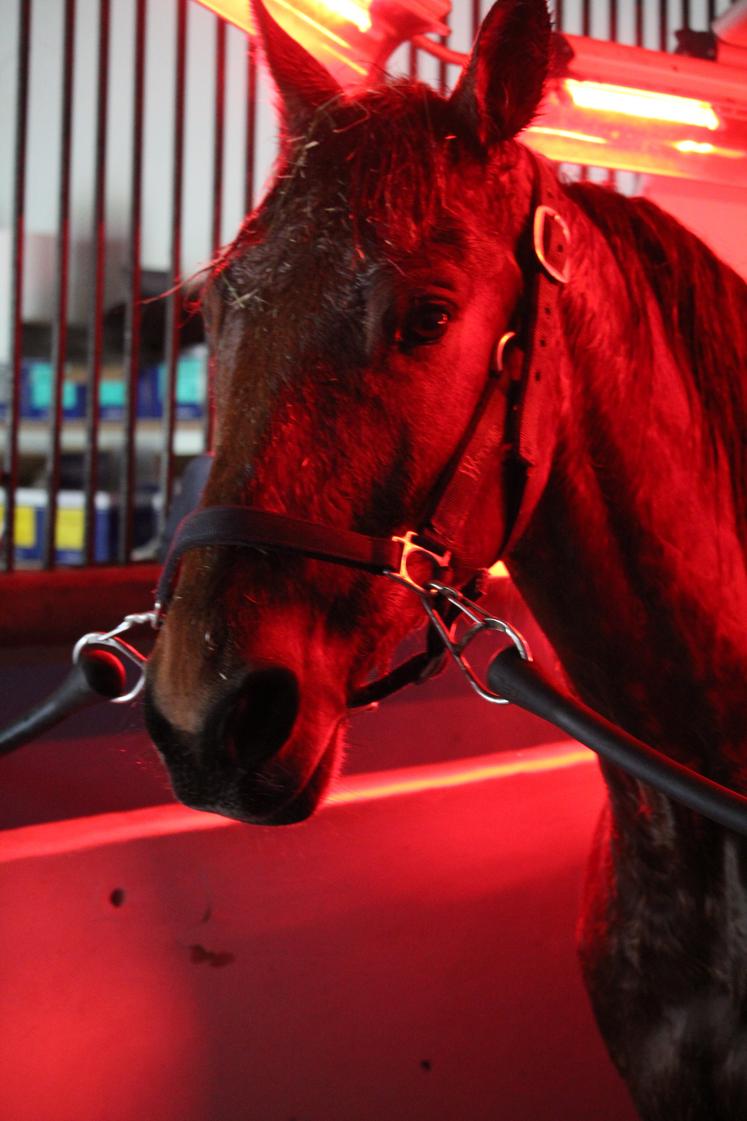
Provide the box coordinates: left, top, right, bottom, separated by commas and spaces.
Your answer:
145, 1, 747, 1115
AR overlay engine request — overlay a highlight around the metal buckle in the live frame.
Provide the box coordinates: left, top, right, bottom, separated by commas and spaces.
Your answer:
533, 205, 571, 284
72, 610, 158, 704
390, 531, 451, 590
384, 575, 532, 703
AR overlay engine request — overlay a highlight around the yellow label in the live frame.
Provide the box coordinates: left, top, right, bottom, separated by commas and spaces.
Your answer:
15, 507, 36, 547
0, 505, 37, 548
56, 507, 84, 550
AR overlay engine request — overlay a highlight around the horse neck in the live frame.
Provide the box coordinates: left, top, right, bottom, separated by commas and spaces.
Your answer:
508, 193, 747, 774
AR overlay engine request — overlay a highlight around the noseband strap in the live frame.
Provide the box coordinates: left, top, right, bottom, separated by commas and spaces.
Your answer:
156, 506, 403, 612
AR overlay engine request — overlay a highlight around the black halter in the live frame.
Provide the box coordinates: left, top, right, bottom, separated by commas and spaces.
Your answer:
155, 154, 571, 706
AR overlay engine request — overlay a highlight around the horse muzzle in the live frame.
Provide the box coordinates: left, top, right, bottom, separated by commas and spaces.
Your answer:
143, 660, 342, 825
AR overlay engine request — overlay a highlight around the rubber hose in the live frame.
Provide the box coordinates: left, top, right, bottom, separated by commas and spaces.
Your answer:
0, 649, 127, 756
487, 646, 747, 836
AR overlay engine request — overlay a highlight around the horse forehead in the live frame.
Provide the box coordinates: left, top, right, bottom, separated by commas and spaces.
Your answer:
227, 190, 476, 299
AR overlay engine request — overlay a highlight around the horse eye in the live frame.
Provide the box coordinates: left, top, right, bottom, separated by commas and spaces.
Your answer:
397, 301, 452, 349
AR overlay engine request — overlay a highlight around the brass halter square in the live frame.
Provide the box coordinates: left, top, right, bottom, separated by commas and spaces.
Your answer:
391, 531, 452, 589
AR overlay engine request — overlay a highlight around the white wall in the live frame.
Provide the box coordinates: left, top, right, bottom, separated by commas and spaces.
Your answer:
0, 743, 638, 1121
641, 175, 747, 279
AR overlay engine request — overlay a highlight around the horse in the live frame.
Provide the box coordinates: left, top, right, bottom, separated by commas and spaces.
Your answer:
144, 0, 747, 1116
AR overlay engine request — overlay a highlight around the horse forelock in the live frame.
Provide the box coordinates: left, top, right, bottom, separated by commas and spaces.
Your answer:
213, 78, 517, 280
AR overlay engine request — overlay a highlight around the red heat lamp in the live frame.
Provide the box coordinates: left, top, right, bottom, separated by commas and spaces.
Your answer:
196, 0, 747, 189
195, 0, 450, 85
525, 32, 747, 190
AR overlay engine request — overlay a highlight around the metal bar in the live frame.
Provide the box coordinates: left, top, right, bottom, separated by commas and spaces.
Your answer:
555, 0, 563, 32
83, 0, 110, 566
211, 20, 226, 258
635, 0, 643, 46
43, 0, 76, 569
609, 0, 618, 43
408, 40, 418, 78
681, 0, 691, 29
244, 38, 258, 216
660, 0, 669, 51
472, 0, 481, 38
579, 0, 592, 180
438, 33, 448, 94
204, 16, 226, 454
158, 0, 188, 537
119, 0, 146, 564
3, 0, 31, 573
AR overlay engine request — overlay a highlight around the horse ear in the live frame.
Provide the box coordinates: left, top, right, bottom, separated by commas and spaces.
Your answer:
251, 0, 342, 133
449, 0, 551, 147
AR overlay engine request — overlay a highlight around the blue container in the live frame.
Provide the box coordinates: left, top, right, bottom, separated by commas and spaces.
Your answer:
143, 349, 207, 420
12, 361, 87, 420
0, 351, 207, 422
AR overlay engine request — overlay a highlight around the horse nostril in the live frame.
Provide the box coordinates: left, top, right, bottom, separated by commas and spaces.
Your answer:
223, 666, 300, 767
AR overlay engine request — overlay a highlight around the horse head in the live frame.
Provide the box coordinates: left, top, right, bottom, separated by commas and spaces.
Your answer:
145, 0, 564, 824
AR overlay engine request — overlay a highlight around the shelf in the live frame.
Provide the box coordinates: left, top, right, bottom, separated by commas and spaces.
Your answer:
1, 419, 207, 457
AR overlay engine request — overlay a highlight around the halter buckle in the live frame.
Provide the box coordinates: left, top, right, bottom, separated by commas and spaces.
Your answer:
533, 205, 571, 284
391, 531, 451, 590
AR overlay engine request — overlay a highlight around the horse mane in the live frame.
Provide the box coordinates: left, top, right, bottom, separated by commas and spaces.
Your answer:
566, 179, 747, 533
340, 81, 460, 250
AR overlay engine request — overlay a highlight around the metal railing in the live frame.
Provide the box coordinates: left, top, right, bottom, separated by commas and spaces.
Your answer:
0, 0, 739, 575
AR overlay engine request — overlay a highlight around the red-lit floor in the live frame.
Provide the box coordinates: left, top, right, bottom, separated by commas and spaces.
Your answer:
0, 742, 637, 1121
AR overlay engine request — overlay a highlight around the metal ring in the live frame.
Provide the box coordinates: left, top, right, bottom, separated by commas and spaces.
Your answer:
72, 610, 157, 704
384, 573, 532, 704
494, 330, 517, 374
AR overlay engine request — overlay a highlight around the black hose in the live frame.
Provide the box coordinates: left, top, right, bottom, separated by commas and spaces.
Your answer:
488, 647, 747, 836
0, 649, 127, 756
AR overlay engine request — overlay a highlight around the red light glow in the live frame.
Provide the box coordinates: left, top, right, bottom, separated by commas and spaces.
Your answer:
672, 138, 745, 160
525, 33, 747, 187
316, 0, 372, 33
529, 125, 608, 147
328, 744, 591, 806
0, 743, 593, 862
194, 0, 449, 86
564, 79, 720, 130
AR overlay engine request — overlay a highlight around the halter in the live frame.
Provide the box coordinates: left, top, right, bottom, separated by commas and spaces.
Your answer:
155, 154, 571, 706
